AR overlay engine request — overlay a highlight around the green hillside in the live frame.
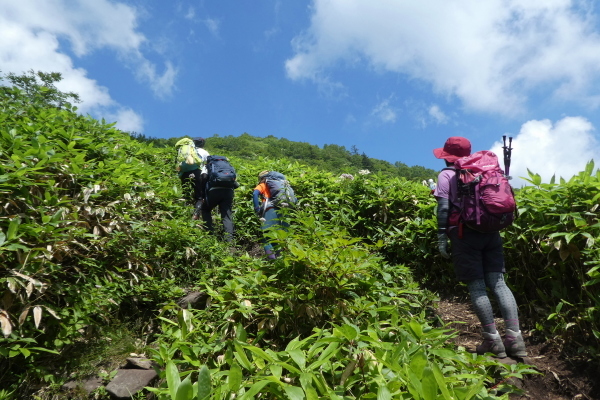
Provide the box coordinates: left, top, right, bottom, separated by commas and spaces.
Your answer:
1, 72, 599, 399
131, 132, 438, 182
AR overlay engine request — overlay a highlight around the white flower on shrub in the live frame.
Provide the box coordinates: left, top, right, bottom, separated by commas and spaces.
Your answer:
339, 173, 354, 180
358, 169, 371, 175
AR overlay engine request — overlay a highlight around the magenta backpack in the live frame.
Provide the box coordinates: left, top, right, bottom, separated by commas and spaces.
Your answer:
450, 150, 516, 232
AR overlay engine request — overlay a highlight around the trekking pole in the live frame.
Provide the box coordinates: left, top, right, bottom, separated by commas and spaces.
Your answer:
259, 199, 268, 219
502, 135, 513, 177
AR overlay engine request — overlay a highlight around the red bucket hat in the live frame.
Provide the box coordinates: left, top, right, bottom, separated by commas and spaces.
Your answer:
433, 137, 471, 162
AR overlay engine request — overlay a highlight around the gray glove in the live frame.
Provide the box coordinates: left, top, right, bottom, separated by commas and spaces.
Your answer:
438, 232, 450, 259
436, 196, 451, 259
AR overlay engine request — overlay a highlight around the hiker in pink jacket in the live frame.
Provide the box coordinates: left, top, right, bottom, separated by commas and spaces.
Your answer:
433, 136, 527, 359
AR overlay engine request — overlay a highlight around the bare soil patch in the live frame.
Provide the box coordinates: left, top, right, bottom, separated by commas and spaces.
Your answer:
436, 296, 600, 400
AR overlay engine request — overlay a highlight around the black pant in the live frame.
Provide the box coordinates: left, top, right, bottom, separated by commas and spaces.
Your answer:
448, 227, 505, 281
201, 188, 234, 242
180, 169, 203, 204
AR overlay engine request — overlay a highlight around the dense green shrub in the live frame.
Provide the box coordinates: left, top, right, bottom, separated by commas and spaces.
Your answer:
501, 167, 600, 353
0, 72, 232, 388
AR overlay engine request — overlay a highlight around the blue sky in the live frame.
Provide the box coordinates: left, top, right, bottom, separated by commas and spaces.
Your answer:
2, 1, 600, 186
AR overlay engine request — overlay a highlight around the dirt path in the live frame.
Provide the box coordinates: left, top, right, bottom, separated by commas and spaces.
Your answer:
435, 296, 599, 400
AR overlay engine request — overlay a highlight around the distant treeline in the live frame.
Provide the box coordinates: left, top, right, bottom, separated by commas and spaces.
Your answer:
131, 132, 437, 181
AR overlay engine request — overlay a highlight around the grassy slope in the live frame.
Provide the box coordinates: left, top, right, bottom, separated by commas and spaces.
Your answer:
1, 77, 598, 398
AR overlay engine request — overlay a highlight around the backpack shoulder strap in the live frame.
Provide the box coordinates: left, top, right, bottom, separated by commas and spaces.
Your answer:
441, 166, 457, 175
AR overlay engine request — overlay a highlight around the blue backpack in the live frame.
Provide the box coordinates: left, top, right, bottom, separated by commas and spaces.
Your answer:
205, 155, 237, 189
265, 171, 297, 208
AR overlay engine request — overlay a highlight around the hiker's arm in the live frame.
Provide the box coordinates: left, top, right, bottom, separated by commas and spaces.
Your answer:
253, 190, 261, 214
436, 197, 450, 232
436, 197, 451, 259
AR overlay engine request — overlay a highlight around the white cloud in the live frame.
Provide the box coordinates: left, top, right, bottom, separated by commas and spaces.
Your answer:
0, 0, 145, 57
428, 104, 448, 124
185, 7, 196, 21
203, 18, 221, 37
344, 114, 357, 125
0, 18, 113, 113
490, 117, 599, 187
286, 0, 600, 115
108, 108, 145, 133
371, 98, 397, 123
0, 0, 178, 129
133, 59, 178, 99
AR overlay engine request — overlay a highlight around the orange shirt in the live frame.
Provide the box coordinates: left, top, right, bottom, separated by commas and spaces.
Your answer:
254, 182, 270, 200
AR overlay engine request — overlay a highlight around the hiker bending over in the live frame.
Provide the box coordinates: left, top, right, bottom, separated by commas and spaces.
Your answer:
252, 170, 292, 260
175, 137, 209, 208
433, 136, 526, 359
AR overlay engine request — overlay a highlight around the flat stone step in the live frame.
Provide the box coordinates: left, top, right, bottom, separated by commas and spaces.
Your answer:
105, 368, 158, 399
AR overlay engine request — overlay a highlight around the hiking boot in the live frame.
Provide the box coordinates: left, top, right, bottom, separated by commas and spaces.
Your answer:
476, 332, 507, 358
503, 329, 527, 358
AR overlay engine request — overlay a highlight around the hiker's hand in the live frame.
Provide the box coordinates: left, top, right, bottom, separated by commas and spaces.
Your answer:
438, 233, 450, 259
254, 206, 261, 215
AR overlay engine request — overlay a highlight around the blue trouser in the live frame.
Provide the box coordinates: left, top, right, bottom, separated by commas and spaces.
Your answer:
261, 207, 289, 253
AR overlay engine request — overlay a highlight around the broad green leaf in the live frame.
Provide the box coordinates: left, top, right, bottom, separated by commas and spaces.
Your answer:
339, 323, 359, 341
408, 320, 423, 339
304, 385, 319, 400
288, 348, 306, 370
25, 347, 59, 354
283, 385, 304, 400
166, 361, 181, 400
243, 344, 275, 363
228, 362, 242, 392
308, 342, 339, 370
285, 335, 311, 352
7, 218, 21, 241
429, 349, 459, 360
299, 372, 314, 396
377, 384, 392, 400
176, 375, 193, 400
407, 369, 422, 400
585, 160, 594, 177
421, 367, 437, 400
466, 381, 486, 400
270, 364, 282, 379
177, 309, 194, 339
325, 387, 345, 400
19, 347, 31, 358
409, 350, 427, 378
274, 361, 302, 374
233, 342, 253, 370
238, 380, 272, 400
430, 361, 453, 400
197, 365, 211, 400
236, 322, 247, 342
